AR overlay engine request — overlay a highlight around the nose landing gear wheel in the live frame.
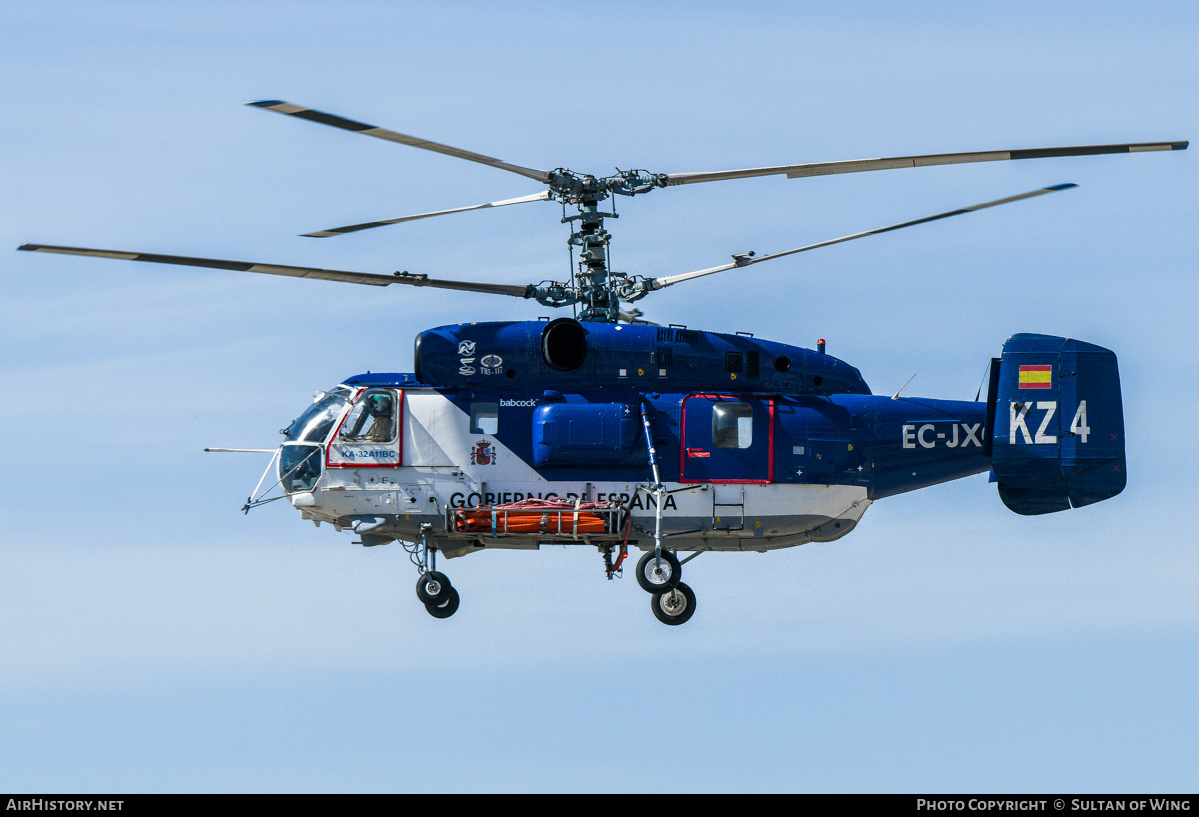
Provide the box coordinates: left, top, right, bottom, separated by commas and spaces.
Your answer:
416, 571, 452, 605
651, 582, 696, 626
635, 550, 681, 594
425, 585, 460, 619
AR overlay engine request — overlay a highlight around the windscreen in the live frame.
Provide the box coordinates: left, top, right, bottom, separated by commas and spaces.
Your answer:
284, 386, 354, 443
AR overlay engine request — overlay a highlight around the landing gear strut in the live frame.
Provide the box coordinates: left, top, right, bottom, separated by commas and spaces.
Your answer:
407, 523, 460, 619
632, 403, 695, 625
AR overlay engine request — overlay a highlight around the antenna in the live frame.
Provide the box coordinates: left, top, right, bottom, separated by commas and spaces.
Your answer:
891, 374, 917, 400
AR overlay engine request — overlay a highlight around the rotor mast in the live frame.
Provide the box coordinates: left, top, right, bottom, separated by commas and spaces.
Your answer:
540, 168, 664, 322
571, 195, 613, 322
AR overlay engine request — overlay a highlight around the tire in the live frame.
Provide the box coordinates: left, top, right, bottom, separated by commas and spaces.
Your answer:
416, 571, 452, 605
425, 585, 460, 619
635, 550, 681, 594
651, 582, 695, 626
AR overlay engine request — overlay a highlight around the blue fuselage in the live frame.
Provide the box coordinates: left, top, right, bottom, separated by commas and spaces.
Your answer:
342, 320, 992, 500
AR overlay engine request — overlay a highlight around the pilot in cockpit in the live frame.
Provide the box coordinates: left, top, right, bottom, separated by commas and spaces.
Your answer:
341, 392, 395, 442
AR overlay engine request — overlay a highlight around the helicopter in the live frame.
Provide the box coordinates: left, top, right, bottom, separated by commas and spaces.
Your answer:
19, 100, 1187, 624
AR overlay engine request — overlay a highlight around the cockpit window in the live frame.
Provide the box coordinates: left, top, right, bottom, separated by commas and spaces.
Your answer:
284, 386, 353, 443
339, 389, 398, 443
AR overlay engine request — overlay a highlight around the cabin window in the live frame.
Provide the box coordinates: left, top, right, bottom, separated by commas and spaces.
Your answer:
724, 351, 743, 373
712, 402, 753, 449
338, 389, 397, 443
470, 402, 499, 435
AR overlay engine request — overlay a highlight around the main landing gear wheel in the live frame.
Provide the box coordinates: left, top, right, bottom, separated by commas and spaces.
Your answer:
636, 550, 681, 594
416, 571, 452, 605
425, 585, 460, 619
651, 582, 696, 626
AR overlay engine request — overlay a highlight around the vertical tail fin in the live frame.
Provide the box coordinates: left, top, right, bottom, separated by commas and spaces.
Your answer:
989, 333, 1126, 515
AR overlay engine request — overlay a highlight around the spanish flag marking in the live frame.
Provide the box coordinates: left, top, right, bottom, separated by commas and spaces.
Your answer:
1018, 364, 1053, 389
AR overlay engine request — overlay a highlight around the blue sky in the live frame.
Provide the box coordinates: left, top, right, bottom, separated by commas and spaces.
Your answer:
2, 0, 1196, 792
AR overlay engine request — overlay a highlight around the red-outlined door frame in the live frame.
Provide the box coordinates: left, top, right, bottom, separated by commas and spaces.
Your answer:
326, 388, 404, 469
679, 393, 774, 484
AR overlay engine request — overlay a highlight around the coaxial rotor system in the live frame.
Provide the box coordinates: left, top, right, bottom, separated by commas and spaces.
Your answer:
20, 99, 1187, 323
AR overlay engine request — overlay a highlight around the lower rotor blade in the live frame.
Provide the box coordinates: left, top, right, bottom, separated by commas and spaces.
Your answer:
618, 307, 659, 325
304, 191, 551, 237
652, 183, 1077, 289
17, 244, 533, 297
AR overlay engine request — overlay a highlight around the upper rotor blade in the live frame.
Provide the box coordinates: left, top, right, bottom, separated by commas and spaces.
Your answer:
304, 190, 552, 238
17, 244, 532, 297
652, 183, 1077, 289
663, 141, 1187, 187
249, 100, 553, 184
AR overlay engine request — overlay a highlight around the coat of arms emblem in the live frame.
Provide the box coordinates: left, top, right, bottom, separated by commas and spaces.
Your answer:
470, 439, 497, 465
